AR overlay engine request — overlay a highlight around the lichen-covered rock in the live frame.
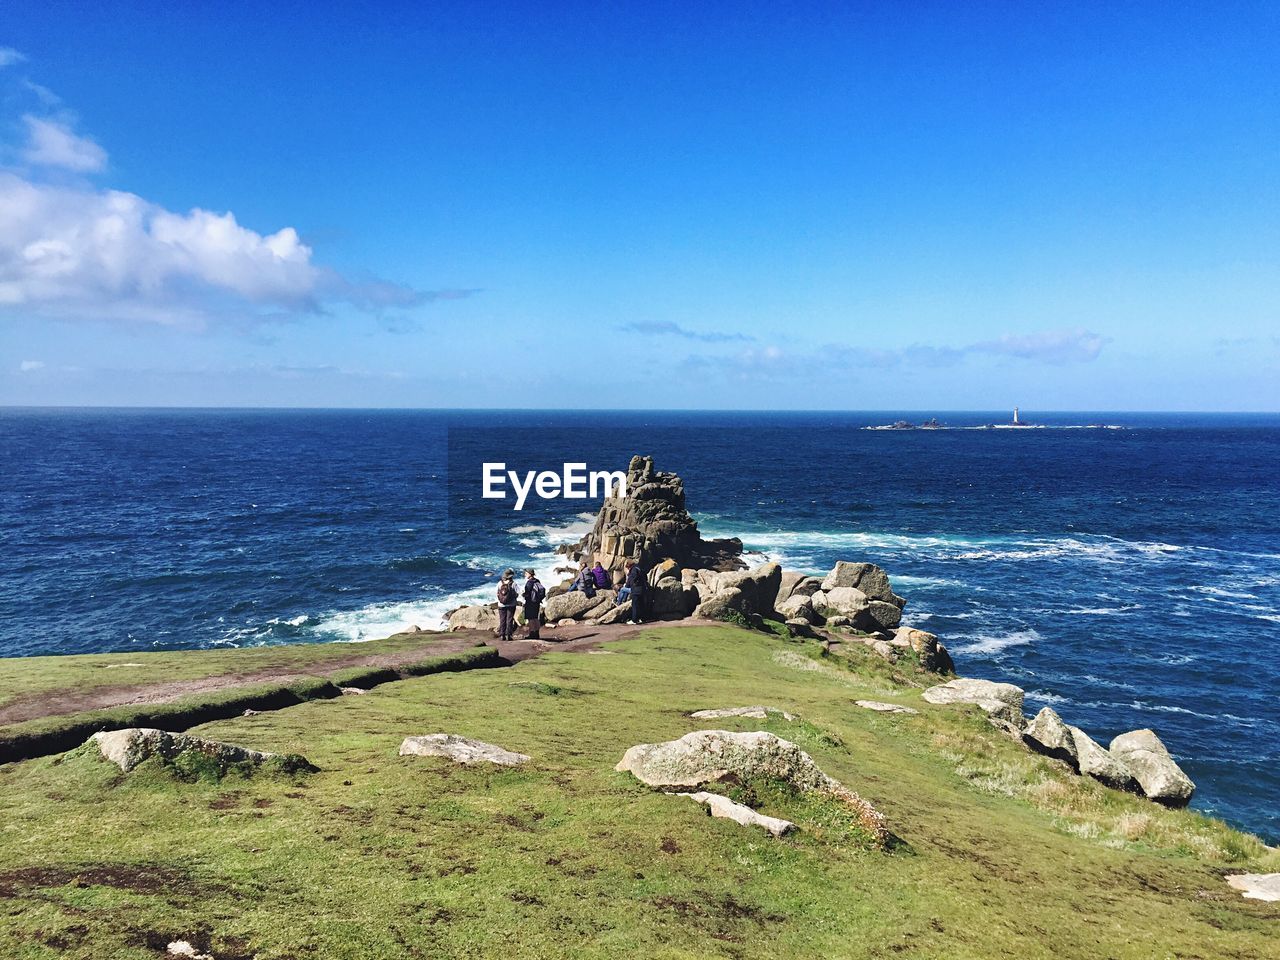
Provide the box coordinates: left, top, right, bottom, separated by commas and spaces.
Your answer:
88, 728, 315, 776
922, 678, 1026, 729
866, 600, 903, 631
892, 627, 953, 673
399, 734, 529, 766
693, 586, 746, 621
820, 562, 905, 608
711, 563, 783, 616
543, 590, 609, 622
616, 730, 887, 843
776, 593, 816, 623
678, 791, 796, 836
1023, 707, 1079, 767
1108, 729, 1195, 806
592, 601, 631, 625
649, 578, 700, 619
1067, 726, 1140, 792
689, 706, 796, 721
447, 604, 499, 631
820, 586, 870, 620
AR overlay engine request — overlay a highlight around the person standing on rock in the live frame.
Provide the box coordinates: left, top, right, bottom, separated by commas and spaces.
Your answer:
625, 559, 647, 624
521, 568, 545, 640
496, 569, 519, 642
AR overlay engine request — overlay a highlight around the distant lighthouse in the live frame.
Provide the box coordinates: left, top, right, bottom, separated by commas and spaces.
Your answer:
1013, 406, 1020, 424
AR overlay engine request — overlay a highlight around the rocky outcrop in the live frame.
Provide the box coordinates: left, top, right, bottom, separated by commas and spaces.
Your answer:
1108, 729, 1195, 806
821, 562, 905, 608
678, 791, 796, 836
1023, 707, 1079, 767
563, 456, 743, 576
1068, 726, 1140, 792
616, 729, 887, 844
922, 678, 1026, 731
399, 734, 530, 766
775, 593, 817, 623
649, 578, 700, 619
89, 728, 315, 776
692, 586, 746, 621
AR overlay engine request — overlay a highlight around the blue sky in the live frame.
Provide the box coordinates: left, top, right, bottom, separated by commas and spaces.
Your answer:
0, 1, 1276, 409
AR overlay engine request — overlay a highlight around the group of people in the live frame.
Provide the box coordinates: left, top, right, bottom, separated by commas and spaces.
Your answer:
494, 558, 649, 642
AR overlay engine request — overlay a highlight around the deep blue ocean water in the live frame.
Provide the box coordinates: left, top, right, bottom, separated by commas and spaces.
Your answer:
2, 408, 1278, 842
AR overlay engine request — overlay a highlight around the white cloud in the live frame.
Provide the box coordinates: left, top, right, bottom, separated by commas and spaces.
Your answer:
19, 359, 45, 372
0, 172, 322, 324
22, 115, 108, 172
972, 328, 1107, 364
0, 47, 25, 68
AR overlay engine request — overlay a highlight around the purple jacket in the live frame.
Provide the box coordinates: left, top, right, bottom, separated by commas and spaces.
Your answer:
592, 564, 609, 588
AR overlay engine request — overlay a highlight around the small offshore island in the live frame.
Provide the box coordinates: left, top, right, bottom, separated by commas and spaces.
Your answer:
0, 457, 1275, 959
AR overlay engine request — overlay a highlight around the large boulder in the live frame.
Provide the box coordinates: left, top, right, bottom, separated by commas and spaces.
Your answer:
543, 590, 609, 622
89, 728, 315, 775
775, 593, 817, 623
617, 729, 835, 791
1023, 707, 1079, 767
693, 586, 746, 621
447, 604, 499, 631
1225, 873, 1280, 903
820, 562, 905, 608
893, 627, 954, 673
866, 600, 903, 631
1067, 726, 1140, 792
562, 456, 744, 576
819, 586, 870, 620
649, 578, 700, 619
922, 678, 1025, 729
1108, 729, 1195, 806
592, 600, 631, 625
711, 563, 783, 616
399, 734, 529, 766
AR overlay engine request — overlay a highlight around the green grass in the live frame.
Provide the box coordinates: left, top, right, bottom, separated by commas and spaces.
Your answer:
0, 629, 462, 711
0, 625, 1274, 959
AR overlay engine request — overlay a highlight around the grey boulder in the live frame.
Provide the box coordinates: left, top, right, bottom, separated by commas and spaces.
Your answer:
89, 728, 314, 775
678, 791, 795, 837
1108, 729, 1195, 806
1067, 726, 1140, 792
1022, 707, 1079, 767
922, 678, 1025, 730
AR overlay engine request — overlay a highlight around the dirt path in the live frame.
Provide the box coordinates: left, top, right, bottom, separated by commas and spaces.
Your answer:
0, 620, 664, 728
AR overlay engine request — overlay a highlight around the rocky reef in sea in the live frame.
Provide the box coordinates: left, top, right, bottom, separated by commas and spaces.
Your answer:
445, 454, 1197, 809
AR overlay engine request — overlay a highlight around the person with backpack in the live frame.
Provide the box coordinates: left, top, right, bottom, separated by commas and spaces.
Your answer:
521, 568, 545, 639
624, 559, 647, 624
496, 568, 519, 642
592, 561, 609, 590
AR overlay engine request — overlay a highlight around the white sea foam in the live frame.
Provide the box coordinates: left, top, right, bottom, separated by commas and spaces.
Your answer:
949, 628, 1041, 656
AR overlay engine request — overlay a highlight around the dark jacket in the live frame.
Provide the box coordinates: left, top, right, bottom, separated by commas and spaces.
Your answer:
624, 564, 646, 593
522, 577, 544, 606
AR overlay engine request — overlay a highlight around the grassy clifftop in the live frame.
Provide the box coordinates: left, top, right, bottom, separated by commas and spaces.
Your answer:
0, 625, 1275, 959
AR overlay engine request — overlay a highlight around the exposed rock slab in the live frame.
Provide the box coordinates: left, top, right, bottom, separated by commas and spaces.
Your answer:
820, 562, 904, 608
855, 700, 919, 715
399, 734, 530, 766
678, 791, 796, 836
543, 591, 609, 622
711, 563, 784, 616
1225, 873, 1280, 902
89, 728, 312, 775
922, 678, 1026, 730
775, 593, 816, 623
689, 706, 797, 721
1108, 729, 1195, 806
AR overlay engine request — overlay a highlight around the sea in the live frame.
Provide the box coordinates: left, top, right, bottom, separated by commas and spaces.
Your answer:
1, 408, 1277, 843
